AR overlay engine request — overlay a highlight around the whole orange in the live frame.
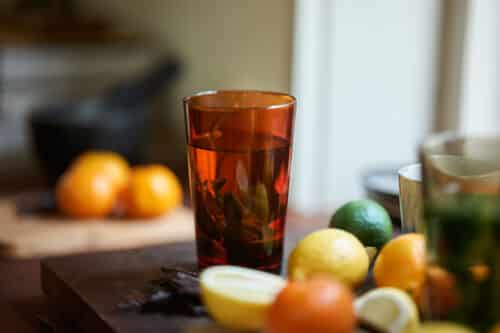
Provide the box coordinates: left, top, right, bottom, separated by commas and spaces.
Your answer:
72, 151, 130, 193
266, 276, 356, 333
56, 167, 117, 218
123, 165, 182, 218
416, 265, 461, 317
374, 233, 426, 297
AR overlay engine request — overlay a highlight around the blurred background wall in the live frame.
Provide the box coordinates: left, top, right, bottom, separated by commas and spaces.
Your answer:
290, 0, 442, 212
78, 0, 293, 178
78, 0, 294, 123
2, 0, 496, 215
0, 0, 294, 194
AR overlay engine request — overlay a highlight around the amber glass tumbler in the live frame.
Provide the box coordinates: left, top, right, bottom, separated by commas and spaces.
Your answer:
184, 90, 296, 273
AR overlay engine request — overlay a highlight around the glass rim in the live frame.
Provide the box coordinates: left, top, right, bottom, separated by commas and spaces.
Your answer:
398, 163, 422, 182
183, 90, 296, 111
420, 130, 500, 153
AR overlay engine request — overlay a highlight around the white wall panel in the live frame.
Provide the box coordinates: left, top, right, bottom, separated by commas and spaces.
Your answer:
291, 0, 442, 212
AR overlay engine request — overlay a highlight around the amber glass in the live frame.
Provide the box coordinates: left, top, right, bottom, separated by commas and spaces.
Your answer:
184, 90, 296, 273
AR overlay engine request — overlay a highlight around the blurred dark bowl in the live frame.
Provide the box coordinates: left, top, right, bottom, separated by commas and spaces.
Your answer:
362, 166, 401, 224
28, 59, 181, 186
29, 100, 148, 186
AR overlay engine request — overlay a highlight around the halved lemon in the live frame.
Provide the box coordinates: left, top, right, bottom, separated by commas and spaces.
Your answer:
355, 287, 419, 333
200, 266, 286, 331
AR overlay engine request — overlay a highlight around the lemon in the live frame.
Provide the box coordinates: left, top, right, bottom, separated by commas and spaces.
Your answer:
419, 322, 476, 333
200, 265, 285, 331
330, 199, 393, 248
355, 287, 419, 333
287, 228, 369, 287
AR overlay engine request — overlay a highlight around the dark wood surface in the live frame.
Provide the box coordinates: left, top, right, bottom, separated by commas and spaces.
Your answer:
42, 242, 208, 333
1, 214, 326, 333
40, 217, 322, 333
0, 259, 45, 333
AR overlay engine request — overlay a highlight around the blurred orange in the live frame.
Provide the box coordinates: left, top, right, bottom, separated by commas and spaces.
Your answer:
490, 323, 500, 333
72, 151, 130, 193
123, 165, 182, 218
56, 167, 117, 219
416, 265, 461, 317
373, 233, 426, 297
266, 276, 356, 333
470, 264, 490, 282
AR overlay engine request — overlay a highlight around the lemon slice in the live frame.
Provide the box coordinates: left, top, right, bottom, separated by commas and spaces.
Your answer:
355, 288, 419, 333
200, 266, 286, 331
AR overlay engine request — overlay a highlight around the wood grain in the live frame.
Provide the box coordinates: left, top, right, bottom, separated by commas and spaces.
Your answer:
0, 196, 194, 259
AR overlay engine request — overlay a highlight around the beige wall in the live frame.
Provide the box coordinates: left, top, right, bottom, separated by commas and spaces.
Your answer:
78, 0, 294, 106
77, 0, 294, 173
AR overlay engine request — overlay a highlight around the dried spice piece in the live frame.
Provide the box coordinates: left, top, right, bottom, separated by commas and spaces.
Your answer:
358, 320, 385, 333
118, 267, 206, 317
141, 294, 205, 317
156, 267, 200, 298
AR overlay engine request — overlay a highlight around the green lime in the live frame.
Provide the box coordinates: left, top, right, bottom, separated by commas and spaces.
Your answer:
330, 199, 393, 248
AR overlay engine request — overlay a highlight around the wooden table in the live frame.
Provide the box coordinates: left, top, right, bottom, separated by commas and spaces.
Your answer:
0, 213, 325, 332
0, 259, 45, 332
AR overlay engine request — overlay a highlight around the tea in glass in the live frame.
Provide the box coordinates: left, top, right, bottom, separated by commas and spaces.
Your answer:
184, 91, 295, 273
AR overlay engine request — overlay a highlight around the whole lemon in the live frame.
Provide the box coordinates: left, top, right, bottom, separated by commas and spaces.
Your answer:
288, 228, 369, 287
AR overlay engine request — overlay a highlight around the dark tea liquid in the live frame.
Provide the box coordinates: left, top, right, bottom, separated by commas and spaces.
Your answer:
424, 194, 500, 331
188, 131, 291, 273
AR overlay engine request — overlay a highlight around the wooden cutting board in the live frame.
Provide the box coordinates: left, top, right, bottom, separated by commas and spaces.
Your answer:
0, 192, 194, 259
41, 242, 222, 333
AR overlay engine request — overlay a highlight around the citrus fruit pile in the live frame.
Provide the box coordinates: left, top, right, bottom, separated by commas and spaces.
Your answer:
56, 151, 182, 219
198, 198, 496, 332
200, 266, 356, 333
